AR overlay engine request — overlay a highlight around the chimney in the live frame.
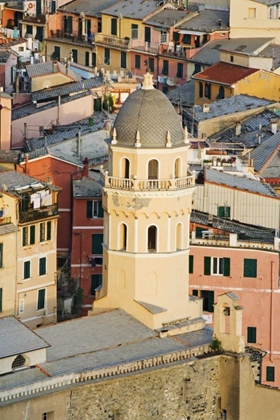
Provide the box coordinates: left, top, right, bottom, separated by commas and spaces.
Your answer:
202, 103, 210, 113
82, 157, 89, 177
235, 122, 241, 136
270, 118, 278, 135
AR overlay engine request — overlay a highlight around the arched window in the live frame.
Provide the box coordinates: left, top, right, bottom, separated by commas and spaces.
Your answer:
217, 85, 225, 100
199, 81, 203, 98
174, 158, 181, 178
121, 158, 130, 179
205, 83, 211, 99
176, 223, 183, 250
148, 159, 158, 180
120, 223, 127, 250
12, 354, 25, 370
148, 225, 157, 251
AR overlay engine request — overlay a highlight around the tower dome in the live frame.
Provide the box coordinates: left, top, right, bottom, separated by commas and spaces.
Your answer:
113, 72, 184, 147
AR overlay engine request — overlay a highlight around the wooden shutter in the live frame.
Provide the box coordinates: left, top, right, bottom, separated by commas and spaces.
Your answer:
111, 18, 117, 35
135, 55, 140, 69
39, 257, 46, 276
85, 51, 89, 67
223, 258, 230, 277
24, 261, 30, 279
247, 327, 256, 343
91, 234, 103, 254
47, 221, 51, 240
266, 367, 275, 382
204, 257, 211, 275
0, 243, 3, 268
87, 201, 93, 218
22, 227, 28, 246
30, 225, 35, 245
189, 255, 194, 274
37, 289, 45, 310
98, 201, 104, 218
244, 259, 257, 278
0, 288, 2, 311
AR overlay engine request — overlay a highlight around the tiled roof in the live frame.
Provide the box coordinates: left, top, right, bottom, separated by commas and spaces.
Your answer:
253, 0, 280, 5
192, 62, 260, 85
0, 223, 18, 236
0, 317, 49, 359
73, 177, 103, 198
178, 9, 229, 32
251, 131, 280, 172
0, 150, 21, 163
183, 95, 273, 121
204, 167, 279, 197
0, 171, 59, 193
102, 0, 162, 19
0, 50, 11, 63
26, 61, 80, 81
167, 79, 195, 107
57, 0, 119, 17
144, 9, 188, 28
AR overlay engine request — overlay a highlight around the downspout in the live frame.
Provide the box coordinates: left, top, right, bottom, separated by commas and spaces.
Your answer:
270, 260, 275, 362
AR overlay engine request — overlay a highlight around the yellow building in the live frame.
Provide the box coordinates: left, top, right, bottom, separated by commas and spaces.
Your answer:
0, 171, 60, 328
193, 61, 280, 105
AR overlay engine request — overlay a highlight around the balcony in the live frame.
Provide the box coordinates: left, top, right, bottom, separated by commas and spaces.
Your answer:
130, 39, 159, 54
21, 15, 46, 24
95, 34, 130, 49
19, 203, 58, 223
100, 172, 195, 191
48, 30, 93, 45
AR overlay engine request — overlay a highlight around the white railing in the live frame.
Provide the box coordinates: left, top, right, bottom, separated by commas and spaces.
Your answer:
100, 172, 195, 191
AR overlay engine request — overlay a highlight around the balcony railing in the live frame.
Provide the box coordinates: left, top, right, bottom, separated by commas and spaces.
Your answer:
130, 39, 159, 53
95, 34, 130, 48
21, 15, 46, 24
100, 172, 195, 191
19, 203, 58, 223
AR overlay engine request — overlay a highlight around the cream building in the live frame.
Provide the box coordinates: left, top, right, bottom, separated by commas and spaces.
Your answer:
92, 72, 203, 331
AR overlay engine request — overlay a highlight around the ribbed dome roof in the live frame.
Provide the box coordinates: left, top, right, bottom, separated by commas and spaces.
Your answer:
114, 74, 184, 148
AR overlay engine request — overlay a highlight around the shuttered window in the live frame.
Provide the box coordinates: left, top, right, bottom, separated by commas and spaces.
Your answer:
39, 257, 46, 276
91, 274, 102, 295
218, 206, 231, 218
85, 51, 89, 66
121, 51, 127, 69
135, 55, 141, 69
148, 57, 154, 72
47, 221, 51, 240
30, 225, 35, 245
247, 326, 256, 343
162, 60, 169, 75
189, 255, 194, 274
104, 48, 110, 65
24, 261, 30, 279
22, 227, 28, 246
176, 63, 183, 78
87, 201, 103, 218
92, 234, 103, 254
204, 256, 230, 276
244, 259, 257, 278
0, 288, 2, 311
40, 223, 45, 242
37, 289, 45, 310
0, 243, 3, 268
111, 18, 117, 35
266, 366, 275, 382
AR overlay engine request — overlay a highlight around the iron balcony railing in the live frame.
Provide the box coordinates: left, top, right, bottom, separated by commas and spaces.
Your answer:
19, 203, 58, 223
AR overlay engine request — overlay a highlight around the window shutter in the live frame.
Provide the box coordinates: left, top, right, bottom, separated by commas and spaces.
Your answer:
0, 243, 3, 268
92, 234, 103, 254
244, 259, 257, 278
24, 261, 30, 279
39, 257, 46, 276
135, 55, 140, 69
37, 289, 45, 310
47, 221, 51, 240
98, 201, 104, 218
30, 225, 35, 245
40, 223, 45, 242
266, 367, 275, 382
87, 201, 93, 218
111, 18, 117, 35
68, 16, 73, 34
189, 255, 194, 274
223, 258, 230, 277
85, 51, 89, 66
247, 327, 256, 343
22, 227, 28, 246
91, 52, 96, 67
204, 256, 211, 275
208, 291, 214, 312
0, 288, 2, 311
148, 57, 154, 72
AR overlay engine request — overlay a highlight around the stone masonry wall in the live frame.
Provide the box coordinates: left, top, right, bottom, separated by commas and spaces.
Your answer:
66, 357, 221, 420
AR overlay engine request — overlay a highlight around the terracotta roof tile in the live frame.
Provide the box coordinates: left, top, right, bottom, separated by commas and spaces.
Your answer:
192, 62, 259, 85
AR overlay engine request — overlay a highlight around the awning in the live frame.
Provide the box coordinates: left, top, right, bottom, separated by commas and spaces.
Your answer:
178, 30, 206, 36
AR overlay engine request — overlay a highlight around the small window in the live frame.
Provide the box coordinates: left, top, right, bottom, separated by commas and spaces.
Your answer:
199, 81, 203, 98
244, 259, 257, 278
266, 366, 275, 382
30, 225, 36, 245
230, 55, 234, 63
176, 62, 183, 78
0, 243, 3, 268
148, 225, 157, 251
205, 83, 211, 99
111, 18, 117, 36
183, 34, 191, 44
104, 48, 110, 65
39, 257, 46, 276
87, 201, 103, 218
92, 233, 103, 254
91, 52, 96, 67
40, 223, 45, 242
217, 85, 225, 100
72, 49, 78, 63
91, 274, 102, 295
85, 51, 89, 66
120, 224, 127, 250
248, 7, 256, 18
173, 32, 179, 42
189, 255, 194, 273
131, 23, 138, 39
37, 289, 45, 310
162, 60, 169, 75
12, 354, 25, 369
201, 290, 214, 312
24, 261, 31, 279
22, 227, 28, 246
47, 221, 51, 240
148, 57, 154, 72
135, 54, 141, 69
217, 206, 230, 218
121, 51, 127, 69
247, 326, 256, 343
148, 159, 158, 180
204, 257, 230, 276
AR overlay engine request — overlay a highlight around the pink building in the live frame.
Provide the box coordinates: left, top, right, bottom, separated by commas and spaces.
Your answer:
189, 214, 280, 387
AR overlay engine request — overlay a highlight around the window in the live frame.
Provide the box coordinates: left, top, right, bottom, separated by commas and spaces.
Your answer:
162, 60, 169, 75
91, 274, 102, 295
111, 18, 117, 35
148, 159, 158, 180
72, 49, 78, 63
173, 32, 179, 42
148, 57, 154, 72
144, 26, 151, 43
92, 52, 96, 67
22, 227, 28, 246
194, 63, 201, 75
40, 223, 45, 242
47, 221, 51, 240
87, 200, 103, 218
148, 226, 157, 251
104, 48, 110, 65
217, 86, 225, 100
205, 83, 211, 99
12, 354, 25, 369
121, 51, 127, 69
189, 255, 194, 274
183, 34, 191, 44
42, 412, 54, 420
24, 261, 31, 279
199, 81, 203, 98
120, 224, 127, 250
30, 225, 36, 244
92, 233, 103, 254
244, 259, 257, 278
247, 326, 256, 343
266, 366, 275, 382
19, 299, 24, 313
248, 8, 256, 18
0, 288, 2, 312
40, 222, 51, 242
0, 243, 3, 268
131, 24, 138, 39
217, 206, 230, 218
85, 51, 89, 66
204, 256, 230, 276
53, 46, 60, 61
39, 257, 46, 276
37, 289, 45, 310
201, 290, 214, 312
230, 55, 234, 63
176, 62, 183, 78
135, 54, 141, 69
161, 31, 167, 43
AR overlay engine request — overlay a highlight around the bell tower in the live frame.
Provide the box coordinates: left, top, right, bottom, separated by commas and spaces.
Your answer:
92, 73, 203, 331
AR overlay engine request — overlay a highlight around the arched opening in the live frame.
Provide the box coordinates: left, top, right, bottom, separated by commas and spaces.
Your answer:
148, 225, 157, 251
205, 83, 211, 99
148, 159, 158, 180
12, 354, 25, 370
176, 223, 183, 250
120, 223, 127, 250
121, 158, 130, 179
217, 85, 225, 100
199, 81, 203, 98
174, 158, 181, 178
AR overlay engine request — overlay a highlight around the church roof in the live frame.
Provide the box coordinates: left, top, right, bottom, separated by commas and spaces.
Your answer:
114, 73, 184, 148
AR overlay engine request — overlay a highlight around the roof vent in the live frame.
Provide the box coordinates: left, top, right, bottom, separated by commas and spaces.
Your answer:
202, 103, 210, 113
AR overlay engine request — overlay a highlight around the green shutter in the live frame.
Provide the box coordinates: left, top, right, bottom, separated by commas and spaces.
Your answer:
39, 257, 46, 276
0, 243, 3, 268
266, 367, 275, 382
40, 223, 44, 242
208, 291, 214, 312
91, 234, 103, 254
189, 255, 194, 274
204, 257, 211, 275
47, 221, 51, 240
22, 227, 28, 246
244, 259, 257, 278
223, 258, 230, 277
24, 261, 30, 279
173, 32, 179, 41
148, 57, 154, 72
91, 52, 96, 67
68, 16, 72, 33
111, 18, 117, 35
91, 274, 102, 295
162, 60, 169, 75
30, 225, 35, 245
98, 201, 104, 218
37, 289, 45, 310
247, 327, 256, 343
87, 201, 93, 218
0, 288, 2, 311
121, 51, 126, 69
85, 51, 89, 66
135, 55, 140, 69
176, 63, 183, 78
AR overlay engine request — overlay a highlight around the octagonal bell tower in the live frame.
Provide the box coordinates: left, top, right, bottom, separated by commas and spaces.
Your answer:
92, 72, 203, 332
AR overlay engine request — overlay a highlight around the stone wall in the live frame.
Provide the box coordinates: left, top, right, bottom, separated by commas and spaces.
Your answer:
66, 357, 221, 420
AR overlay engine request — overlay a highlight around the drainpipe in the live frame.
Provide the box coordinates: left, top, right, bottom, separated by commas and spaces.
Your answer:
57, 95, 61, 125
270, 261, 275, 362
77, 128, 81, 159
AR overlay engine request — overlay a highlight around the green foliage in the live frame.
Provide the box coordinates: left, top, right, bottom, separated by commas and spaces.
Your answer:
210, 336, 222, 352
103, 94, 114, 112
71, 287, 83, 315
